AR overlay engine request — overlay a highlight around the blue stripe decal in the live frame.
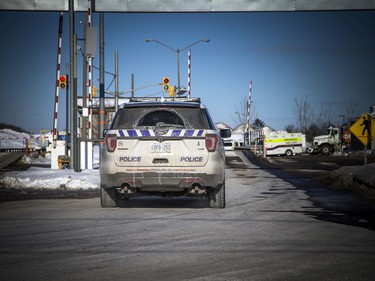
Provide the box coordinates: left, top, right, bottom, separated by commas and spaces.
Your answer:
171, 129, 182, 136
117, 129, 206, 137
141, 130, 151, 137
184, 130, 194, 137
128, 130, 138, 137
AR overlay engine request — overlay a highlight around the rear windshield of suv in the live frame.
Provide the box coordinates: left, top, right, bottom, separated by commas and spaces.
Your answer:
111, 106, 215, 130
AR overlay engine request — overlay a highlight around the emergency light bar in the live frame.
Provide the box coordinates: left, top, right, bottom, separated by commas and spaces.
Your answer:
129, 97, 201, 103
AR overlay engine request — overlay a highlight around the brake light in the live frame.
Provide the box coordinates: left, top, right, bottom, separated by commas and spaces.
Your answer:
105, 134, 117, 152
205, 134, 219, 152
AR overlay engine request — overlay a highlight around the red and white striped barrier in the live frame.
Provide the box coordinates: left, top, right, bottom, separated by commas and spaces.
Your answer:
84, 0, 94, 169
245, 80, 252, 133
187, 49, 191, 98
87, 0, 93, 140
53, 12, 64, 146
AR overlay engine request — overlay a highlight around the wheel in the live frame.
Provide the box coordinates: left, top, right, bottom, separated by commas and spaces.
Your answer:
100, 184, 119, 208
209, 181, 225, 208
320, 145, 332, 155
285, 149, 293, 156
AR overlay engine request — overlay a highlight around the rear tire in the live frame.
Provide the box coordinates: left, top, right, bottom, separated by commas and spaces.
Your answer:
285, 149, 293, 156
320, 145, 332, 155
209, 181, 225, 208
100, 184, 119, 208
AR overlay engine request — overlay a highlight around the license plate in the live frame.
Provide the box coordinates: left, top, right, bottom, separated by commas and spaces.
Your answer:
151, 143, 171, 153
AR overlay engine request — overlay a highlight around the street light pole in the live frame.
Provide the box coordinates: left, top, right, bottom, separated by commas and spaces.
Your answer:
176, 48, 180, 91
145, 38, 209, 91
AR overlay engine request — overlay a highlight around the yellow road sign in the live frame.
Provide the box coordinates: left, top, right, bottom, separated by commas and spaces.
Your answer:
349, 113, 373, 146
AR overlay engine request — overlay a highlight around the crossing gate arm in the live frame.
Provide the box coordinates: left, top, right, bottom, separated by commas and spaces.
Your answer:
1, 0, 375, 12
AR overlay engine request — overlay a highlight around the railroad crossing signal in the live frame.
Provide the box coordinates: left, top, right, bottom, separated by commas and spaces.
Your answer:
349, 113, 374, 146
162, 77, 170, 91
59, 75, 67, 89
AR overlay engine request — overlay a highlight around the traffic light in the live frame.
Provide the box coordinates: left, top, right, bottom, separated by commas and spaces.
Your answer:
92, 86, 97, 97
59, 75, 67, 89
162, 77, 170, 91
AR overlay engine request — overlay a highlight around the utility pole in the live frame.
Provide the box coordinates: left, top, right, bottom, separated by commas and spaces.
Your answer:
99, 13, 105, 139
115, 50, 119, 112
65, 63, 69, 156
73, 33, 79, 171
69, 0, 79, 171
131, 73, 135, 98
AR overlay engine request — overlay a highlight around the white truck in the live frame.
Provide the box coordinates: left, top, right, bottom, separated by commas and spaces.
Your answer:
264, 131, 306, 156
308, 127, 341, 155
221, 129, 236, 151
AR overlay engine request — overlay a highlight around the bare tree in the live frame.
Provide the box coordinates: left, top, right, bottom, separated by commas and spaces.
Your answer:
232, 95, 257, 127
284, 124, 297, 133
306, 122, 322, 142
293, 96, 314, 132
292, 97, 350, 141
345, 99, 359, 121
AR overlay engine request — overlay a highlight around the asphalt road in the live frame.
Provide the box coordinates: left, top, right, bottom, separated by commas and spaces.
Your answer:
0, 151, 375, 281
0, 152, 24, 170
242, 151, 375, 230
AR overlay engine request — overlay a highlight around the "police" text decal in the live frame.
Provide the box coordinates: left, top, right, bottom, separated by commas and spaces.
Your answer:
119, 156, 142, 162
180, 156, 203, 162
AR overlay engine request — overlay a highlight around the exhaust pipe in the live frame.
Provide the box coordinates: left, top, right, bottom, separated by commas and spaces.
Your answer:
191, 183, 204, 194
119, 183, 136, 194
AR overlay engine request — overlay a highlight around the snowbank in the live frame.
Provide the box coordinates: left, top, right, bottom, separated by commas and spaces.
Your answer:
0, 128, 40, 149
0, 167, 99, 190
0, 128, 100, 191
320, 163, 375, 197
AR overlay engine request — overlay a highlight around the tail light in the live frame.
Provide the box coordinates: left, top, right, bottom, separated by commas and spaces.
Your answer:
105, 134, 117, 152
205, 134, 219, 152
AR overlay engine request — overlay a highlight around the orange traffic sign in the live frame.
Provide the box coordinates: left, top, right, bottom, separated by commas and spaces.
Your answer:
349, 113, 374, 146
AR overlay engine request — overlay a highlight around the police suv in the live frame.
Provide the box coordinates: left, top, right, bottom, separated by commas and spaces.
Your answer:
100, 97, 230, 208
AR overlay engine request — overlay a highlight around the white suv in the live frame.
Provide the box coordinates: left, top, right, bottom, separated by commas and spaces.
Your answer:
100, 97, 230, 208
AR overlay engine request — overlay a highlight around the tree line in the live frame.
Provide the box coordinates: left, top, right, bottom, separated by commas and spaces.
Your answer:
234, 95, 359, 142
0, 123, 29, 134
285, 97, 359, 141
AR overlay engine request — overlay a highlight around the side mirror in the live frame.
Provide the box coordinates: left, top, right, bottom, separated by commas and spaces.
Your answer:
220, 129, 231, 138
102, 129, 108, 138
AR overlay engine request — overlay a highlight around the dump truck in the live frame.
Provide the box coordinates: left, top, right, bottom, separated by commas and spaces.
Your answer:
308, 127, 341, 155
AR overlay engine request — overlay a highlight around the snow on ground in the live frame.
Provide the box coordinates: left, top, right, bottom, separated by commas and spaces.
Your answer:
0, 128, 41, 149
335, 163, 375, 188
0, 128, 99, 190
0, 166, 99, 190
0, 153, 99, 190
320, 163, 375, 196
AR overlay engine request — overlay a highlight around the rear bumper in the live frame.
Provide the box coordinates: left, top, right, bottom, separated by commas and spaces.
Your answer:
100, 170, 224, 192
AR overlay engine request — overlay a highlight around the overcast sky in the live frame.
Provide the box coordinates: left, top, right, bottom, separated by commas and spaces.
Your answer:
0, 10, 374, 133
